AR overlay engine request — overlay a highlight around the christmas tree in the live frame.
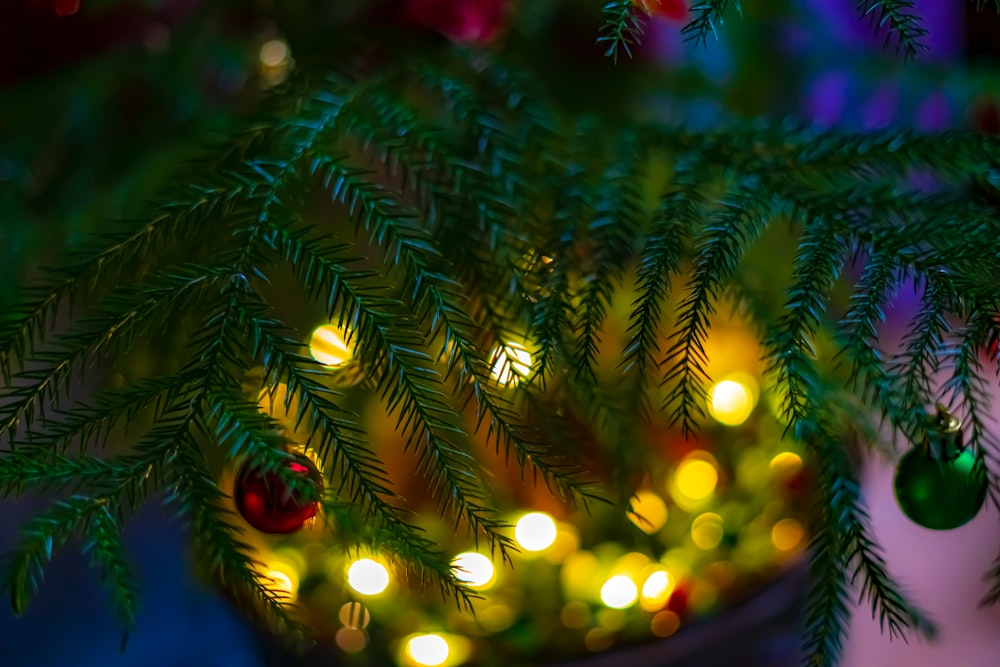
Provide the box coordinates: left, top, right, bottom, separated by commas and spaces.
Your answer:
2, 1, 1000, 666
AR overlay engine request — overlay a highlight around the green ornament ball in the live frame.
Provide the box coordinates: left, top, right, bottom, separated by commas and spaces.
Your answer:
893, 447, 988, 530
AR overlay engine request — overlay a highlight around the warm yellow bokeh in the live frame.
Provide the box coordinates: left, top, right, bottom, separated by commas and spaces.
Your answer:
405, 634, 450, 667
600, 575, 639, 609
672, 452, 719, 505
489, 342, 532, 385
707, 374, 758, 426
514, 512, 557, 552
771, 518, 805, 551
450, 552, 496, 589
769, 452, 803, 478
640, 570, 674, 608
347, 558, 390, 596
691, 513, 725, 550
627, 491, 668, 534
309, 324, 352, 366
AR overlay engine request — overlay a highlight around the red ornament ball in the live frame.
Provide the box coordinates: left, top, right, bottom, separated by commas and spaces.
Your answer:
638, 0, 687, 21
234, 455, 323, 534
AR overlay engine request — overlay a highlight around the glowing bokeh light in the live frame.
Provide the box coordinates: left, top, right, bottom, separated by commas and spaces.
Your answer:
641, 570, 673, 606
650, 610, 681, 637
309, 324, 352, 366
259, 39, 290, 67
584, 628, 613, 653
347, 558, 390, 596
674, 455, 719, 500
691, 513, 725, 550
514, 512, 557, 552
335, 627, 368, 654
405, 634, 450, 666
708, 377, 756, 426
490, 343, 532, 385
450, 552, 495, 589
561, 601, 591, 629
338, 601, 371, 629
627, 491, 668, 534
769, 452, 803, 478
600, 575, 639, 609
771, 518, 805, 551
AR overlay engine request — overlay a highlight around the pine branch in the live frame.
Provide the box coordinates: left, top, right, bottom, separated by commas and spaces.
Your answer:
664, 184, 771, 435
801, 490, 851, 667
574, 135, 646, 383
598, 1, 645, 62
169, 429, 307, 637
0, 266, 224, 446
267, 219, 514, 557
622, 176, 701, 417
85, 505, 140, 647
854, 0, 928, 60
682, 1, 743, 45
4, 495, 105, 615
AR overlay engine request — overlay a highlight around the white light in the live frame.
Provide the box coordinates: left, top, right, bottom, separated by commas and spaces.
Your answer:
406, 634, 450, 666
514, 512, 557, 552
451, 552, 495, 589
347, 558, 389, 596
641, 570, 671, 604
309, 324, 352, 366
490, 343, 532, 385
600, 575, 638, 609
259, 39, 290, 67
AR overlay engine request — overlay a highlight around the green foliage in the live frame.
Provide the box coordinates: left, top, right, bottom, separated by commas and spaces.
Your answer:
855, 1, 928, 60
1, 5, 1000, 663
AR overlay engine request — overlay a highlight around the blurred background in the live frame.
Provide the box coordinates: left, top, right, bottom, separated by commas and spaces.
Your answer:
2, 1, 1000, 666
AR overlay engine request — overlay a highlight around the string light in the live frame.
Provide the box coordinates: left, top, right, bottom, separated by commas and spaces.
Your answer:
599, 575, 638, 609
707, 374, 758, 426
627, 491, 668, 534
347, 558, 390, 596
771, 518, 805, 551
691, 513, 725, 550
514, 512, 557, 552
335, 627, 368, 653
640, 570, 673, 608
672, 453, 719, 502
490, 343, 532, 385
339, 602, 371, 629
405, 634, 450, 667
769, 452, 803, 478
309, 324, 352, 366
450, 552, 495, 589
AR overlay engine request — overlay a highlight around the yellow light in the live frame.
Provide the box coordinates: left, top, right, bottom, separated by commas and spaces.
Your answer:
347, 558, 390, 596
478, 604, 514, 633
641, 570, 673, 606
771, 518, 805, 551
584, 628, 613, 653
514, 512, 557, 552
450, 552, 495, 589
490, 343, 532, 385
650, 610, 681, 638
627, 491, 668, 534
600, 575, 638, 609
674, 455, 718, 501
259, 39, 290, 67
691, 513, 725, 550
264, 569, 297, 599
405, 634, 450, 666
561, 601, 591, 629
309, 324, 352, 366
769, 452, 803, 478
335, 627, 368, 654
707, 376, 757, 426
338, 601, 371, 629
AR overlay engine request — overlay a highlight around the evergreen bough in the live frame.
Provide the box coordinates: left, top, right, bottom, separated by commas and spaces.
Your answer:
2, 3, 1000, 665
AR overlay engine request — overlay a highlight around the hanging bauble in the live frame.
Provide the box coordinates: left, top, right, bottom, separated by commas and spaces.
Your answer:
893, 406, 988, 530
234, 454, 323, 534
